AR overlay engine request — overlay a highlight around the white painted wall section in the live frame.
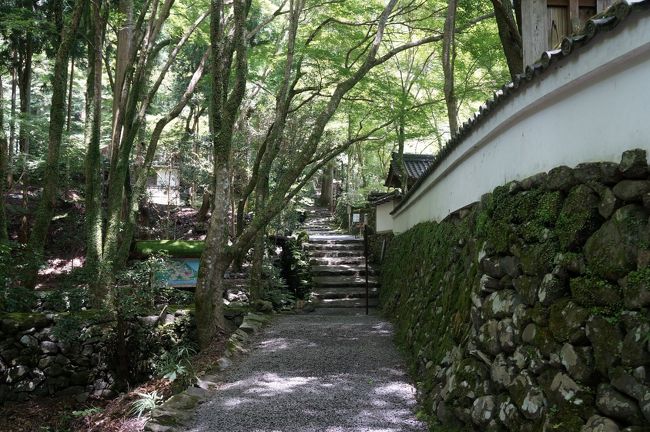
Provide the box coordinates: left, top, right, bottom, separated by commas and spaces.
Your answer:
376, 201, 396, 233
392, 12, 650, 233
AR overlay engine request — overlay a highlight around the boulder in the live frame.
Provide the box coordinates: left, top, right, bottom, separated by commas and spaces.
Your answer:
556, 185, 602, 250
498, 397, 526, 431
40, 341, 59, 355
581, 415, 620, 432
483, 290, 521, 320
497, 319, 518, 353
546, 371, 591, 407
516, 241, 558, 276
609, 367, 650, 407
575, 162, 622, 185
507, 372, 546, 420
560, 343, 595, 383
621, 269, 650, 309
612, 180, 650, 202
584, 205, 649, 281
618, 149, 648, 179
549, 300, 589, 344
554, 252, 587, 275
544, 166, 578, 192
522, 323, 556, 356
481, 256, 505, 279
513, 276, 540, 306
479, 274, 501, 294
491, 354, 515, 389
500, 256, 521, 278
598, 187, 621, 219
586, 316, 623, 376
621, 324, 650, 368
595, 384, 643, 425
471, 395, 497, 427
478, 320, 501, 356
19, 335, 38, 349
538, 274, 566, 306
570, 275, 622, 309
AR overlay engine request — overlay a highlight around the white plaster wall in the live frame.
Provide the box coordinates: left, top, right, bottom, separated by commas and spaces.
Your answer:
376, 201, 395, 233
392, 12, 650, 233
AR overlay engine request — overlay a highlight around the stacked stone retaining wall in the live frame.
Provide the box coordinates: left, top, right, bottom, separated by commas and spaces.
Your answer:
0, 309, 199, 404
380, 149, 650, 431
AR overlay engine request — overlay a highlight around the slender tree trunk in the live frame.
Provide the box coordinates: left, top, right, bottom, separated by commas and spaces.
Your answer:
443, 0, 458, 137
27, 0, 86, 277
396, 118, 408, 192
109, 0, 133, 162
18, 31, 33, 244
18, 34, 32, 155
490, 0, 523, 79
0, 76, 9, 243
85, 0, 105, 304
9, 57, 17, 188
318, 162, 334, 210
66, 56, 75, 133
250, 172, 269, 300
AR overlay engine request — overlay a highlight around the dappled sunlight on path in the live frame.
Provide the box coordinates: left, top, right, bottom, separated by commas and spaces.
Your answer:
187, 313, 425, 432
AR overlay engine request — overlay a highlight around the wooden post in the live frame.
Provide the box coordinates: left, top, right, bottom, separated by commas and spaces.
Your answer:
522, 0, 548, 68
569, 0, 580, 32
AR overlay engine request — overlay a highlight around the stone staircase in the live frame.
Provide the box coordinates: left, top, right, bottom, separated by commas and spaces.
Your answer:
303, 208, 379, 309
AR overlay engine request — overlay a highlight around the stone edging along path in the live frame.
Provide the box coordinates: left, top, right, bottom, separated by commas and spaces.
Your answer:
145, 312, 272, 432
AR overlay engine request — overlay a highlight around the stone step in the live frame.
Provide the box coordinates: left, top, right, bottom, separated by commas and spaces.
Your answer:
309, 250, 365, 258
311, 265, 378, 277
316, 297, 379, 308
305, 243, 364, 251
312, 275, 379, 288
310, 256, 365, 266
307, 238, 362, 245
312, 287, 378, 299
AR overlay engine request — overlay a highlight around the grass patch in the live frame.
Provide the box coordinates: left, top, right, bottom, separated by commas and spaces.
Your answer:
134, 240, 205, 258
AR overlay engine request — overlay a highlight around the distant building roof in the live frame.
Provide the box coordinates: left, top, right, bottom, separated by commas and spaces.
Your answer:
367, 190, 401, 206
384, 152, 435, 188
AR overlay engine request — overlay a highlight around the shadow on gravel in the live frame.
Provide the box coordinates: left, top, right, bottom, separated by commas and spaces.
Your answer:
187, 315, 426, 432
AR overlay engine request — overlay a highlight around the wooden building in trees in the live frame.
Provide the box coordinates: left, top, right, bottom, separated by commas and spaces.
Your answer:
523, 0, 616, 67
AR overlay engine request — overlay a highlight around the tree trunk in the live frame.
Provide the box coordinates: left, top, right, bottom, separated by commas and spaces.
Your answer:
66, 56, 75, 133
27, 0, 86, 276
9, 55, 17, 188
85, 0, 105, 304
318, 162, 334, 209
196, 0, 249, 349
0, 76, 9, 243
491, 0, 523, 79
109, 0, 133, 162
443, 0, 458, 137
18, 34, 32, 155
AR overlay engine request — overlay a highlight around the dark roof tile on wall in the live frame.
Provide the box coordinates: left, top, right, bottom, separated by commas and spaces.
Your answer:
385, 153, 435, 187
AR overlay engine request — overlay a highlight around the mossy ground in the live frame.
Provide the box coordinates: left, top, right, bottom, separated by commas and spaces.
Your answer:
134, 240, 205, 258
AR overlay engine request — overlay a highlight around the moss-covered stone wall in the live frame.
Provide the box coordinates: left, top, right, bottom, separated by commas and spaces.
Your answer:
380, 149, 650, 431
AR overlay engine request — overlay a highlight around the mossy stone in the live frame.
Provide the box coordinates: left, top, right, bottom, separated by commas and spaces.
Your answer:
586, 316, 623, 376
584, 205, 649, 281
549, 300, 589, 343
513, 275, 540, 306
516, 241, 558, 275
556, 185, 602, 251
569, 275, 622, 309
536, 191, 563, 226
621, 268, 650, 309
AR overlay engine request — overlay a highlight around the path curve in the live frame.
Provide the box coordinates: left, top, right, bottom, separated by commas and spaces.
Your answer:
187, 311, 426, 432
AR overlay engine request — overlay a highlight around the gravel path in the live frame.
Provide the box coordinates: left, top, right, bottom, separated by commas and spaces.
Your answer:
187, 310, 426, 432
